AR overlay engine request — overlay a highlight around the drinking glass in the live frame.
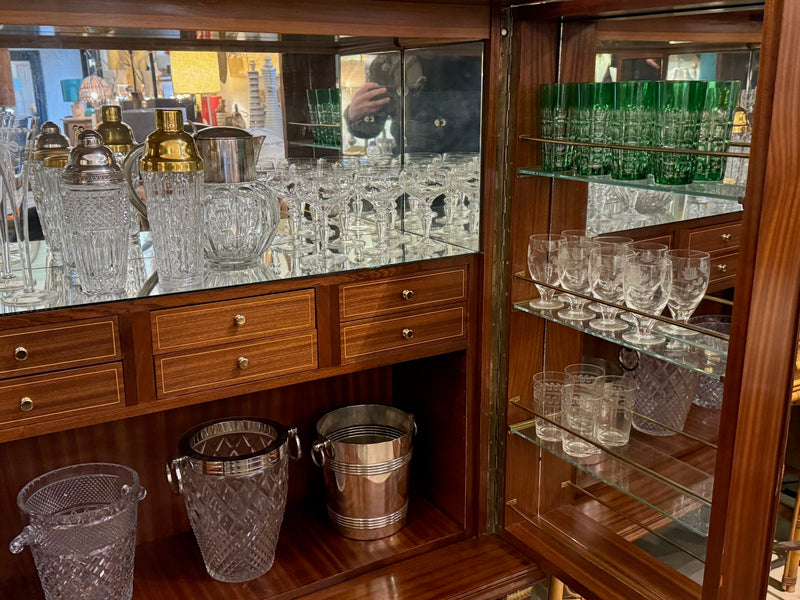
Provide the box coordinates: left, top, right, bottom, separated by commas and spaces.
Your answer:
660, 249, 710, 335
540, 83, 576, 172
619, 241, 669, 324
408, 163, 448, 254
588, 244, 633, 331
652, 80, 707, 185
533, 371, 568, 442
609, 81, 655, 181
556, 239, 598, 321
304, 164, 351, 270
561, 382, 601, 458
565, 362, 605, 384
694, 80, 740, 181
573, 82, 613, 176
357, 165, 404, 259
689, 315, 731, 409
527, 233, 564, 309
594, 375, 638, 447
561, 229, 591, 242
622, 255, 672, 346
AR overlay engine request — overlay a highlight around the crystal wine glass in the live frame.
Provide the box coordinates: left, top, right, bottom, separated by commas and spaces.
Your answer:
358, 165, 404, 259
556, 239, 599, 321
588, 243, 634, 331
660, 249, 711, 335
622, 255, 672, 346
527, 233, 564, 310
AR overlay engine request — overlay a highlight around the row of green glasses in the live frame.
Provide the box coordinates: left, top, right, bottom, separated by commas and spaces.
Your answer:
539, 80, 741, 184
306, 88, 342, 147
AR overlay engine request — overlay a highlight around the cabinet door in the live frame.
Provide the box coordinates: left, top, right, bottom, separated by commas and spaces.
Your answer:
494, 2, 800, 599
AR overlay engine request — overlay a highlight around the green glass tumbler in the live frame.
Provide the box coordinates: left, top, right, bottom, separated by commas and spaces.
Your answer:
573, 83, 613, 176
652, 80, 707, 185
540, 83, 576, 171
694, 80, 741, 181
609, 81, 656, 180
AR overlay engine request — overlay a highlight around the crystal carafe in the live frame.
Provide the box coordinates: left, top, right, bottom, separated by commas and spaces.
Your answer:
60, 130, 130, 297
193, 126, 279, 270
31, 121, 69, 265
138, 109, 205, 292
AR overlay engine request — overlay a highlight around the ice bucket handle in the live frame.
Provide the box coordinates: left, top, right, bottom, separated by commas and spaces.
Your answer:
287, 427, 302, 461
311, 439, 334, 468
9, 525, 40, 554
166, 456, 188, 495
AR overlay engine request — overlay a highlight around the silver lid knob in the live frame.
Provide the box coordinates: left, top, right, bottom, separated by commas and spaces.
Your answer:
62, 129, 122, 185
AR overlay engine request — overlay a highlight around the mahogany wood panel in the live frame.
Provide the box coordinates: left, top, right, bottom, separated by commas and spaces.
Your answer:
0, 0, 491, 39
0, 363, 124, 429
339, 267, 467, 321
151, 289, 316, 353
687, 222, 743, 255
340, 306, 466, 363
705, 1, 800, 597
301, 535, 542, 600
155, 331, 318, 397
505, 509, 701, 600
0, 317, 120, 380
594, 9, 763, 43
518, 0, 762, 21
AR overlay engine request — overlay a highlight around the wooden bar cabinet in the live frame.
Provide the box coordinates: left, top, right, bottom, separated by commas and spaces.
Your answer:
0, 1, 798, 599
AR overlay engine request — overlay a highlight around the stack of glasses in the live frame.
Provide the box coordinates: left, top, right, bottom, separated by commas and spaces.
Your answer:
305, 88, 342, 147
539, 80, 741, 184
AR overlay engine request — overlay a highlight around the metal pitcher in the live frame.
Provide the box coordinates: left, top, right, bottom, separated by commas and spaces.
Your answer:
193, 126, 266, 183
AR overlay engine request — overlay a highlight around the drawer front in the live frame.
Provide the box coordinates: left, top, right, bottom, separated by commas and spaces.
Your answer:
152, 289, 316, 353
341, 306, 466, 362
339, 268, 467, 321
0, 363, 124, 428
0, 318, 120, 380
156, 331, 318, 397
708, 251, 739, 289
688, 222, 742, 255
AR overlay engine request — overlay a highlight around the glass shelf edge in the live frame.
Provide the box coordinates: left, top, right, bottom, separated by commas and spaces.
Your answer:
508, 422, 712, 537
512, 300, 726, 381
517, 166, 745, 203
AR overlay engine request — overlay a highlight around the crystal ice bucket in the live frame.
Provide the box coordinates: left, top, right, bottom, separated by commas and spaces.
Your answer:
167, 417, 301, 583
9, 463, 146, 600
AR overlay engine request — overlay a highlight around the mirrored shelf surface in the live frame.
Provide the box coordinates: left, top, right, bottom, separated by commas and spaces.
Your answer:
518, 166, 745, 203
510, 419, 713, 537
512, 289, 727, 381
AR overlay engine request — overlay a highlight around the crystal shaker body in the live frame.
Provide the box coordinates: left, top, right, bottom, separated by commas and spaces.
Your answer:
31, 122, 69, 264
60, 130, 130, 296
139, 109, 204, 292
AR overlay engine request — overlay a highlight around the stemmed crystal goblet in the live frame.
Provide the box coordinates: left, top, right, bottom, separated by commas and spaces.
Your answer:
556, 239, 599, 321
407, 163, 448, 254
622, 255, 673, 346
588, 243, 634, 331
358, 165, 404, 259
271, 160, 317, 256
660, 249, 711, 336
303, 163, 351, 270
527, 233, 564, 310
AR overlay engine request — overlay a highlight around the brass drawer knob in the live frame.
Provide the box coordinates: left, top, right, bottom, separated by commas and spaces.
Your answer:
721, 233, 733, 242
233, 314, 247, 327
20, 397, 33, 412
716, 263, 728, 273
402, 328, 415, 340
401, 289, 415, 301
14, 346, 28, 361
237, 356, 250, 370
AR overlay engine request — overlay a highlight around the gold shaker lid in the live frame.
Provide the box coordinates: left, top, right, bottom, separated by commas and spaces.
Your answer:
96, 105, 136, 155
42, 149, 70, 169
62, 129, 122, 185
33, 121, 69, 161
139, 109, 203, 173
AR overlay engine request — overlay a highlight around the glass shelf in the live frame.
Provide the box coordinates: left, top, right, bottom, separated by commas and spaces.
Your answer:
512, 276, 728, 381
509, 419, 713, 537
518, 166, 745, 203
288, 140, 342, 150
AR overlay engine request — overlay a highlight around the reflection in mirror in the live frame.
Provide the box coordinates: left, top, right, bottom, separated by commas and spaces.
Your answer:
582, 12, 760, 237
0, 31, 483, 315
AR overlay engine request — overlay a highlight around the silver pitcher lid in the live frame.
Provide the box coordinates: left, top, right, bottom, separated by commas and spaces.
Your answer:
62, 129, 122, 185
193, 126, 264, 183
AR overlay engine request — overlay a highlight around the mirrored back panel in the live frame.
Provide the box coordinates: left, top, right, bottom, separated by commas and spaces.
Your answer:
0, 28, 483, 313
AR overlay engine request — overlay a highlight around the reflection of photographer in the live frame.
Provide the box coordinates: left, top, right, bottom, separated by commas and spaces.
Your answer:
345, 51, 482, 154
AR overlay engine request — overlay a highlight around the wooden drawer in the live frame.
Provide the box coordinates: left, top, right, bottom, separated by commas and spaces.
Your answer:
155, 331, 318, 397
688, 222, 742, 255
0, 363, 124, 428
339, 268, 467, 321
0, 317, 120, 380
341, 306, 466, 363
708, 251, 739, 288
152, 289, 316, 353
